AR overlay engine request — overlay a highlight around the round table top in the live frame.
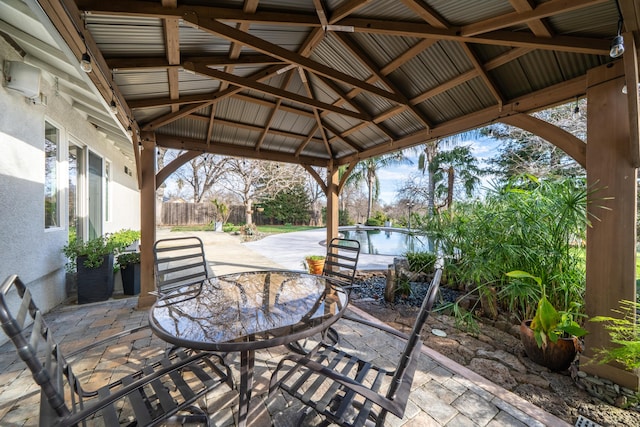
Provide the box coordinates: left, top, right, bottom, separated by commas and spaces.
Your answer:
148, 270, 348, 352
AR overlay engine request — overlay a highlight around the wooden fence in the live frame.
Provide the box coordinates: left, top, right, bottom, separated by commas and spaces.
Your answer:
160, 203, 248, 226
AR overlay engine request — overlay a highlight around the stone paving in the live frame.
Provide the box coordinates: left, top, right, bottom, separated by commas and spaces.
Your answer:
0, 229, 572, 426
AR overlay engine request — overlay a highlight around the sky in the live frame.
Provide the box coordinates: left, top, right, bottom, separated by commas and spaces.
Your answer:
376, 136, 501, 204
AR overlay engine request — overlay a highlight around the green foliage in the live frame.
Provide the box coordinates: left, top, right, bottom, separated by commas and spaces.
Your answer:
395, 277, 412, 297
365, 211, 387, 226
322, 208, 353, 226
590, 300, 640, 370
63, 229, 140, 272
406, 251, 437, 274
506, 270, 587, 349
305, 255, 326, 261
117, 252, 140, 269
419, 176, 593, 329
261, 184, 311, 224
222, 222, 239, 232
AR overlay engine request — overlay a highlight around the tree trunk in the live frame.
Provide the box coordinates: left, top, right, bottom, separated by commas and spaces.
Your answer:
367, 175, 374, 219
447, 166, 454, 210
245, 199, 253, 225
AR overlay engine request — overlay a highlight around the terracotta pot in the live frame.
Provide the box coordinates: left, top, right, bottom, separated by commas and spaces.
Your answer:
306, 258, 325, 275
519, 320, 579, 371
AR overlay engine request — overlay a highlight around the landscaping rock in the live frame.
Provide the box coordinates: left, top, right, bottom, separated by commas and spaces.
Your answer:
349, 273, 640, 427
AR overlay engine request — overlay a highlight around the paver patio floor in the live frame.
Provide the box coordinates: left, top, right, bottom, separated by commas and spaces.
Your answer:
0, 230, 571, 426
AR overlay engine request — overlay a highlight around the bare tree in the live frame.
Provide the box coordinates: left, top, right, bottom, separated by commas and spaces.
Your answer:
221, 159, 304, 225
164, 151, 230, 202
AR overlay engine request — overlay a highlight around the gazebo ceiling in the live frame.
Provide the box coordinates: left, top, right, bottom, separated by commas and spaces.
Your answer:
21, 1, 640, 168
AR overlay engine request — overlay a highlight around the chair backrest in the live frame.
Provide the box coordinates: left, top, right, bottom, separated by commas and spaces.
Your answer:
0, 275, 76, 425
153, 236, 209, 294
322, 238, 361, 288
387, 268, 442, 401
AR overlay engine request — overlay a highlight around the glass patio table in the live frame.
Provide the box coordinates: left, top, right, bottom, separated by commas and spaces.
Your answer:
148, 270, 348, 427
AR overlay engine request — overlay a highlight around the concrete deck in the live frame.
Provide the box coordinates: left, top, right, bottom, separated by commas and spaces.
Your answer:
0, 229, 572, 426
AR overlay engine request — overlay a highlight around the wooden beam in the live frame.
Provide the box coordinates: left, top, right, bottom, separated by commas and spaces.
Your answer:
461, 0, 606, 37
186, 17, 406, 104
155, 134, 329, 167
338, 73, 588, 164
186, 62, 372, 121
339, 18, 609, 54
79, 0, 609, 54
500, 114, 586, 167
156, 151, 200, 188
108, 54, 281, 70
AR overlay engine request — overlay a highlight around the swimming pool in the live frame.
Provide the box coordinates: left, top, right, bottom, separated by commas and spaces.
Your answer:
339, 227, 433, 256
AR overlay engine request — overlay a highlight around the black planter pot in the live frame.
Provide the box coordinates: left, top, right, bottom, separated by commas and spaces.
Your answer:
77, 254, 114, 304
121, 263, 141, 295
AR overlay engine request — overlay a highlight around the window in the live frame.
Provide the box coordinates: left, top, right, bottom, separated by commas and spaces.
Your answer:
88, 150, 103, 239
68, 143, 83, 242
105, 161, 111, 222
45, 121, 60, 228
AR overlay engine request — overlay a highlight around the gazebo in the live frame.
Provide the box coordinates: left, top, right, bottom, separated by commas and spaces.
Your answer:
27, 0, 639, 390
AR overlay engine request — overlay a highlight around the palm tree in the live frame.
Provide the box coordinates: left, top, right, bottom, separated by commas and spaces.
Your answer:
430, 145, 483, 210
417, 131, 483, 213
348, 152, 412, 219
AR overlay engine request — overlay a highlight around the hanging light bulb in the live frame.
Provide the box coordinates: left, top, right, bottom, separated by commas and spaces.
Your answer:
610, 34, 624, 58
80, 52, 92, 72
610, 1, 625, 58
572, 98, 580, 119
109, 99, 117, 114
126, 126, 133, 137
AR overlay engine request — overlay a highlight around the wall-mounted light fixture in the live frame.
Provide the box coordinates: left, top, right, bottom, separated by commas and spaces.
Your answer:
3, 61, 42, 99
610, 0, 625, 58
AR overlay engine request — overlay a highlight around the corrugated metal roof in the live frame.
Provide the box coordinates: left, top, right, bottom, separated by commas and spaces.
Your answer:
11, 0, 628, 165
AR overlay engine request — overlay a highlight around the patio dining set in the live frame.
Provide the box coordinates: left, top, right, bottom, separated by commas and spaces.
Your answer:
0, 236, 444, 427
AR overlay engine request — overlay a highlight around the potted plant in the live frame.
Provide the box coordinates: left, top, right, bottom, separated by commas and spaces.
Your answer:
117, 252, 141, 295
63, 229, 140, 304
304, 255, 326, 275
506, 270, 588, 371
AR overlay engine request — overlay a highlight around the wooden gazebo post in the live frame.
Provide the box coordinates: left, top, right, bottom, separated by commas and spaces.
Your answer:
138, 132, 157, 309
325, 162, 340, 253
581, 61, 639, 390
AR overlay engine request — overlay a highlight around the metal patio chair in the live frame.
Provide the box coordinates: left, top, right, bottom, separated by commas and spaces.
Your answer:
153, 236, 210, 296
270, 269, 442, 427
0, 274, 233, 427
288, 238, 361, 354
321, 237, 361, 290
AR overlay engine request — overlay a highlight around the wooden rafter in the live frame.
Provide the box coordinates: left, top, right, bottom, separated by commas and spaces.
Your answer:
79, 0, 610, 54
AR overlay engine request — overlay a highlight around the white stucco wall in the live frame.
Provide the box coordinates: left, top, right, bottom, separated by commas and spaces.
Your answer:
0, 38, 140, 342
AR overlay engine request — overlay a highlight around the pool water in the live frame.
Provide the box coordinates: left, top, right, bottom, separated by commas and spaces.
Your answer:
340, 228, 432, 255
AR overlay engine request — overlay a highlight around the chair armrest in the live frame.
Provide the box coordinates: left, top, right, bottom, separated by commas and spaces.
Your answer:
340, 313, 409, 341
270, 352, 405, 418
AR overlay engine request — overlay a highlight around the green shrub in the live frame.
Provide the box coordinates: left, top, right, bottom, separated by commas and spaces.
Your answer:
223, 222, 238, 232
365, 217, 383, 226
406, 251, 437, 274
420, 176, 594, 329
